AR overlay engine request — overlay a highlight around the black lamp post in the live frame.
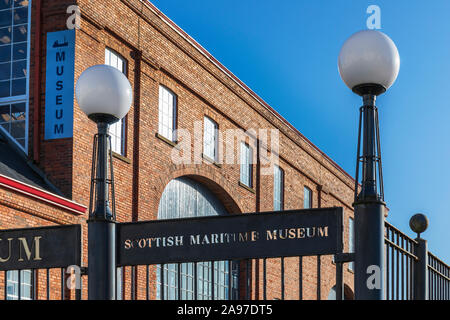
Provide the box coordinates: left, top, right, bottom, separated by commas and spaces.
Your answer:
338, 30, 400, 300
75, 64, 132, 300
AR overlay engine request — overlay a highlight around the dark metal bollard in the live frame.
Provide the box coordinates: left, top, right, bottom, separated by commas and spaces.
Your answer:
413, 238, 428, 300
410, 213, 429, 300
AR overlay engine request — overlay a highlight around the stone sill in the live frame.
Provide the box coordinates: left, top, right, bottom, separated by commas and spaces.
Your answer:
155, 132, 178, 148
239, 181, 255, 194
112, 151, 131, 164
202, 153, 222, 168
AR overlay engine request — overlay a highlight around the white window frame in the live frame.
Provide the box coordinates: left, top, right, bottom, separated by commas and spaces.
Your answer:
105, 47, 127, 155
349, 217, 355, 271
0, 1, 32, 153
273, 165, 284, 211
6, 270, 32, 300
116, 267, 123, 300
203, 116, 218, 161
240, 142, 252, 188
304, 186, 312, 209
158, 85, 177, 142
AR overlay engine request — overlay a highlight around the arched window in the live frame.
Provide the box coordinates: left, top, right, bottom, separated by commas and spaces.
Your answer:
156, 177, 238, 300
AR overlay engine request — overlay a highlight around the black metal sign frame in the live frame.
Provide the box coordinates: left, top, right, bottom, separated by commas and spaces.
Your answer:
117, 207, 343, 266
0, 224, 81, 271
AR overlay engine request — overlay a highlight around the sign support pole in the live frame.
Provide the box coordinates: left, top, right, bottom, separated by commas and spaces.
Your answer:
353, 93, 385, 300
87, 122, 116, 300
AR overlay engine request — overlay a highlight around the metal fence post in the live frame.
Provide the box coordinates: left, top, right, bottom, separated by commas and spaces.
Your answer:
413, 238, 428, 300
410, 213, 429, 300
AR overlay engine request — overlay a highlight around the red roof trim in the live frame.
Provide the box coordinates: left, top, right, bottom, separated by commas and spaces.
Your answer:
0, 174, 86, 215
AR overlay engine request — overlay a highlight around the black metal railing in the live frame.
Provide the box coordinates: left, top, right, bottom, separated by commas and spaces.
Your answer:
428, 252, 450, 300
0, 268, 77, 300
384, 222, 418, 300
385, 221, 449, 300
113, 254, 347, 300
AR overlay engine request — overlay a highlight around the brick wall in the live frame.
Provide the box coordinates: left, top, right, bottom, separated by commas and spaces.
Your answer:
0, 186, 85, 300
1, 0, 357, 300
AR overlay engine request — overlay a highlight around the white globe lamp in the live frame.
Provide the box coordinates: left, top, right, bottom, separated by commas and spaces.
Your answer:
75, 64, 132, 123
338, 30, 400, 96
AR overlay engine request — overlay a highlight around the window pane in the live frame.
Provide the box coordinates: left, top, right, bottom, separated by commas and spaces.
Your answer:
274, 165, 283, 211
0, 104, 10, 122
240, 143, 246, 184
0, 27, 11, 45
104, 49, 110, 65
12, 42, 25, 60
13, 7, 27, 25
11, 77, 25, 95
6, 270, 32, 300
20, 283, 31, 299
0, 80, 9, 97
1, 121, 10, 132
0, 0, 12, 10
13, 25, 27, 42
240, 143, 252, 187
12, 59, 26, 78
16, 137, 24, 147
304, 187, 312, 209
349, 218, 354, 271
248, 146, 252, 187
11, 102, 25, 119
0, 10, 11, 28
203, 117, 217, 160
110, 53, 117, 70
0, 62, 11, 80
0, 44, 11, 62
109, 119, 124, 155
14, 0, 29, 8
21, 269, 30, 283
116, 267, 123, 300
158, 86, 176, 141
10, 119, 24, 138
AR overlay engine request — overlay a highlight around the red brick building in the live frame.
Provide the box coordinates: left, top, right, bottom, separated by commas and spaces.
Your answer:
0, 0, 357, 300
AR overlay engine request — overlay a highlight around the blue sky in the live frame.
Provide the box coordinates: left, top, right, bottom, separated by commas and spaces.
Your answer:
150, 0, 450, 262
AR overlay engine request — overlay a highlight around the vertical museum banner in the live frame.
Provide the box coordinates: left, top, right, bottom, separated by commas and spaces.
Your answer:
44, 29, 75, 140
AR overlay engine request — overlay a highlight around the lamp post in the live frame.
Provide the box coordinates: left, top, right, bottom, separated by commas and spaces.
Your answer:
338, 30, 400, 300
75, 64, 132, 300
